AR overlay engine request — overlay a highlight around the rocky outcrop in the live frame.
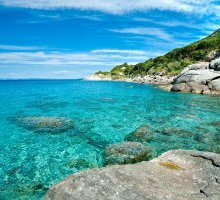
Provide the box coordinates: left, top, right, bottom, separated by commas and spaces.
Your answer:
205, 50, 220, 62
45, 150, 220, 200
210, 58, 220, 71
84, 74, 112, 81
171, 53, 220, 95
104, 142, 150, 165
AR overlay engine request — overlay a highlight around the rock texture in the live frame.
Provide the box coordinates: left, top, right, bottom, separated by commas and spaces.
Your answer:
105, 142, 150, 165
171, 51, 220, 95
9, 116, 74, 133
45, 150, 220, 200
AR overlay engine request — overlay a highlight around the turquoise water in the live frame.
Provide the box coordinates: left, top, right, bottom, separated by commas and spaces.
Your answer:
0, 79, 220, 199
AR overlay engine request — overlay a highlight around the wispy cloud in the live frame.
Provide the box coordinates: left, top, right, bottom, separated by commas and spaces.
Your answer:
0, 0, 216, 15
133, 17, 220, 32
0, 44, 47, 51
25, 14, 102, 24
110, 27, 172, 41
92, 49, 148, 55
0, 48, 162, 67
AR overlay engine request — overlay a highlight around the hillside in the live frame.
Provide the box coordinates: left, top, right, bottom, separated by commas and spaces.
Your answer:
96, 29, 220, 79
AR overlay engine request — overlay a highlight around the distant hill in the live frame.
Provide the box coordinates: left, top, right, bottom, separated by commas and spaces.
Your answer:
96, 29, 220, 79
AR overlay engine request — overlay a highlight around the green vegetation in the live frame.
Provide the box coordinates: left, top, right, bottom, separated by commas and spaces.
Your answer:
98, 29, 220, 77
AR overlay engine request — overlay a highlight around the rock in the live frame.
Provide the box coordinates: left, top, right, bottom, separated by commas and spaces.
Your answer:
171, 82, 192, 92
84, 74, 112, 81
210, 58, 220, 71
159, 83, 173, 91
171, 68, 220, 95
208, 79, 220, 93
66, 158, 99, 170
125, 125, 153, 142
45, 150, 220, 200
189, 62, 209, 71
104, 142, 150, 165
205, 50, 220, 62
9, 116, 74, 133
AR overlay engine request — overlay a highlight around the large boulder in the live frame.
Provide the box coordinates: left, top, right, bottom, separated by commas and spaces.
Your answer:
210, 58, 220, 71
171, 68, 220, 95
171, 82, 192, 92
104, 142, 150, 165
45, 150, 220, 200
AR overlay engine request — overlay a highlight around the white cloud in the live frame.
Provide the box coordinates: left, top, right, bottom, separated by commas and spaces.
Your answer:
92, 49, 148, 55
0, 44, 46, 51
0, 48, 161, 67
0, 0, 216, 15
110, 27, 172, 41
133, 17, 220, 32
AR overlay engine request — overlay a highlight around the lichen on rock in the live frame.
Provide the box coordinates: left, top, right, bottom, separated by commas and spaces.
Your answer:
45, 150, 220, 200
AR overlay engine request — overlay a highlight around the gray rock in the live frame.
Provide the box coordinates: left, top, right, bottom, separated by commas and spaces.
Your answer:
45, 150, 220, 200
208, 79, 220, 94
210, 58, 220, 71
105, 142, 150, 165
171, 68, 220, 95
189, 62, 209, 71
171, 82, 192, 92
205, 50, 220, 62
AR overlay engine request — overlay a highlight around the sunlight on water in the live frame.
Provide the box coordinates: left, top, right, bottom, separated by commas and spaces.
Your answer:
0, 80, 219, 199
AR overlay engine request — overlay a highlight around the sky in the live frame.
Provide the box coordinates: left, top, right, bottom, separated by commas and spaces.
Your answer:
0, 0, 220, 79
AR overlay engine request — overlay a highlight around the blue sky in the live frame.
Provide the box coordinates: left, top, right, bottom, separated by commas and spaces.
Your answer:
0, 0, 220, 79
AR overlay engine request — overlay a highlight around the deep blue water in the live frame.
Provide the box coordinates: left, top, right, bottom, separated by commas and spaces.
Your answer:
0, 80, 219, 199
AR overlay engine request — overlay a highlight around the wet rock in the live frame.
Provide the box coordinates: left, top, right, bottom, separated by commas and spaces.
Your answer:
171, 82, 192, 92
105, 142, 150, 165
45, 150, 220, 200
9, 116, 74, 134
125, 125, 153, 142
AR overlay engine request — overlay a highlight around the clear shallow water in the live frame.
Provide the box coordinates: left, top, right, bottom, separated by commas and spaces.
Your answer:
0, 79, 219, 199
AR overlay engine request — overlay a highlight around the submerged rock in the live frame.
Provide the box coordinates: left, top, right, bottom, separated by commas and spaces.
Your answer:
105, 142, 150, 165
45, 150, 220, 200
66, 158, 99, 170
26, 100, 68, 110
125, 125, 153, 142
9, 116, 74, 134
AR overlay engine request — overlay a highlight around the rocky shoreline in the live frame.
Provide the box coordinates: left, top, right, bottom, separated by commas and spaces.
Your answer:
85, 50, 220, 95
45, 149, 220, 200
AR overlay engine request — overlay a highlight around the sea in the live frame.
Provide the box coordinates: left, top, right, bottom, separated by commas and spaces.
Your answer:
0, 79, 219, 199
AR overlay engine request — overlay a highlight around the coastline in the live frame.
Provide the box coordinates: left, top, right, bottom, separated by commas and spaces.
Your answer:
85, 53, 220, 96
84, 74, 175, 91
